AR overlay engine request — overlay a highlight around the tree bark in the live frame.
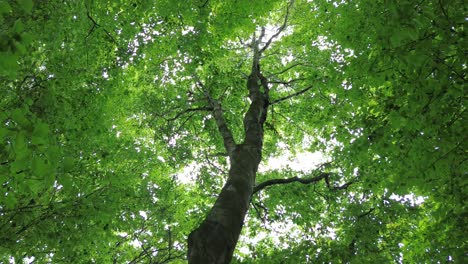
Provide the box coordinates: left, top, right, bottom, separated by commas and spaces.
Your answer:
187, 144, 262, 263
187, 39, 269, 263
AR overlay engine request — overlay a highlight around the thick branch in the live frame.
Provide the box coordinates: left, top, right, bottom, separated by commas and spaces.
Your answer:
250, 33, 261, 73
201, 86, 237, 156
332, 181, 355, 190
210, 100, 236, 155
244, 37, 269, 147
254, 171, 356, 194
269, 85, 313, 105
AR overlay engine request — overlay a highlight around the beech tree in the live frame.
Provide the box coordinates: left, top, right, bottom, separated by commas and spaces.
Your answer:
0, 0, 465, 263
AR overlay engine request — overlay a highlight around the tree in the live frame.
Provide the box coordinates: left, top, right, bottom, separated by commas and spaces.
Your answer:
0, 0, 465, 263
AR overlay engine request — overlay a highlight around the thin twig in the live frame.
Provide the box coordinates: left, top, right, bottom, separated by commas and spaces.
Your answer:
253, 172, 330, 194
266, 63, 311, 77
86, 9, 118, 44
166, 106, 213, 122
269, 78, 306, 86
269, 85, 313, 105
259, 0, 294, 54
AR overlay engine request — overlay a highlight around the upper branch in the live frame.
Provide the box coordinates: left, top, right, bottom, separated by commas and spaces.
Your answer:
197, 81, 237, 157
243, 30, 270, 147
253, 172, 330, 194
268, 78, 306, 86
266, 63, 312, 78
166, 107, 213, 122
259, 0, 294, 54
269, 85, 313, 105
85, 9, 117, 44
253, 166, 356, 194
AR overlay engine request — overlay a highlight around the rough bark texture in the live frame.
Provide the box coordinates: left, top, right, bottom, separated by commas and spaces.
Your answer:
187, 38, 269, 263
187, 145, 261, 263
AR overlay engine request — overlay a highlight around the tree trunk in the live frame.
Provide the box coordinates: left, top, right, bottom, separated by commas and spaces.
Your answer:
187, 144, 261, 263
188, 43, 268, 263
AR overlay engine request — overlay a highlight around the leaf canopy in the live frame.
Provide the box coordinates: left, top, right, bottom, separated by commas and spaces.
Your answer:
0, 0, 465, 263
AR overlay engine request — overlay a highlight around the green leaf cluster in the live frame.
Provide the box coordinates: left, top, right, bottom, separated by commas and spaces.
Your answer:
0, 0, 465, 263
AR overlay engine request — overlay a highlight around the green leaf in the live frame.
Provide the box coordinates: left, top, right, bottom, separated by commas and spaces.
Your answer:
14, 131, 29, 159
32, 155, 54, 186
0, 1, 12, 14
0, 52, 19, 78
0, 1, 464, 262
21, 32, 33, 45
0, 127, 9, 139
13, 19, 24, 33
16, 0, 33, 13
31, 122, 49, 146
10, 108, 29, 127
3, 194, 18, 209
62, 157, 74, 172
32, 155, 47, 176
60, 173, 73, 189
28, 180, 43, 195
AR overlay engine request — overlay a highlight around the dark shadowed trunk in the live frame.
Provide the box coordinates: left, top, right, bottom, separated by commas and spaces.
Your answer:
187, 37, 269, 263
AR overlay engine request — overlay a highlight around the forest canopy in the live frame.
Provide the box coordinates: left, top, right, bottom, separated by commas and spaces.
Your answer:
0, 0, 466, 263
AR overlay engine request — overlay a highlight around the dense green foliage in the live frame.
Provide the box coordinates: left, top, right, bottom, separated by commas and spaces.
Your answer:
1, 0, 465, 263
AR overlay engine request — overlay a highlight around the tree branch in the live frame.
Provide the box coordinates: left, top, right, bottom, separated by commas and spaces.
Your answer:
85, 9, 117, 44
254, 166, 357, 194
268, 78, 306, 86
259, 0, 294, 54
199, 0, 209, 8
253, 172, 330, 194
269, 85, 313, 105
166, 106, 213, 122
266, 63, 308, 77
197, 81, 237, 156
242, 28, 270, 147
332, 181, 355, 190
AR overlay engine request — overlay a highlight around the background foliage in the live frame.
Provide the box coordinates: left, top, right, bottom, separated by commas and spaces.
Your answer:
0, 0, 465, 263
